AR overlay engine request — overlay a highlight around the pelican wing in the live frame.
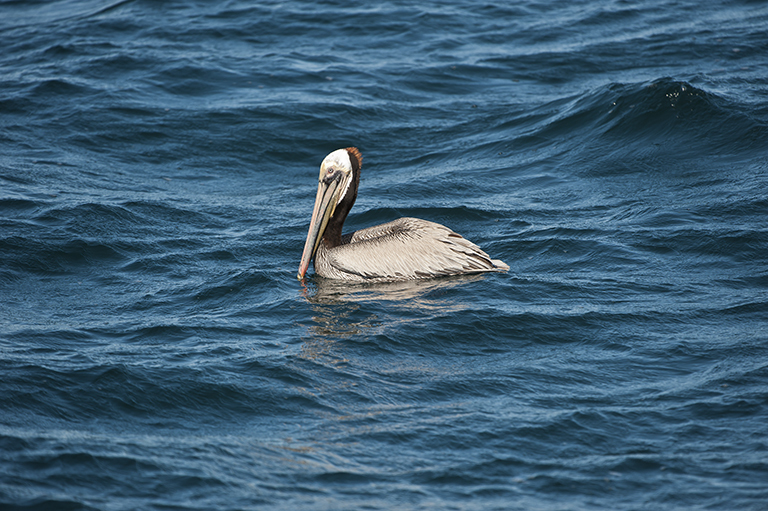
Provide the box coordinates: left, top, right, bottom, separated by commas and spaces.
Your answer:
316, 218, 508, 281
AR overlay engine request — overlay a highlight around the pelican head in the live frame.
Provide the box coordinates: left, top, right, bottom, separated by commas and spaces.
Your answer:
298, 147, 362, 279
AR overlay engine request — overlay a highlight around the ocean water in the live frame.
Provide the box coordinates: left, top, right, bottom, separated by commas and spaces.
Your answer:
1, 0, 767, 509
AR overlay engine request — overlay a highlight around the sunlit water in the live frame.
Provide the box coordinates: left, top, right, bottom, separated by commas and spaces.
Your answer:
2, 1, 767, 510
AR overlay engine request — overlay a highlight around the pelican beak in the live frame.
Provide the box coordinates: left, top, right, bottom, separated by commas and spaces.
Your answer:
297, 175, 343, 279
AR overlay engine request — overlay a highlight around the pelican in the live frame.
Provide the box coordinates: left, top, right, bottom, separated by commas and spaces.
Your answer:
297, 147, 509, 282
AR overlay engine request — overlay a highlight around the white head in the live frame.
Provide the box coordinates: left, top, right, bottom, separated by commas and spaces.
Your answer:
319, 148, 355, 207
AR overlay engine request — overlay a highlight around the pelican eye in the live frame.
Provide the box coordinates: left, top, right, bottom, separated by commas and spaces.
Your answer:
323, 167, 341, 183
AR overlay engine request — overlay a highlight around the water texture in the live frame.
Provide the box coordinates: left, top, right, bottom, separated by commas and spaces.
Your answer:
1, 1, 767, 510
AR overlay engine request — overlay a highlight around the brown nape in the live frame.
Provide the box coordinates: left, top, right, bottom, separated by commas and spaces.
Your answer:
345, 147, 362, 172
322, 148, 362, 250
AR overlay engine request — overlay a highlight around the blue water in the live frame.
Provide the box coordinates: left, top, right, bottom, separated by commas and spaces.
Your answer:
2, 1, 768, 509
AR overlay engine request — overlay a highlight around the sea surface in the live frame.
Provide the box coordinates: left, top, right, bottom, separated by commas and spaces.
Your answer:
2, 1, 767, 510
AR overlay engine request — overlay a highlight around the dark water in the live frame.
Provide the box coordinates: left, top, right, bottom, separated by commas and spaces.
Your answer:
2, 1, 768, 509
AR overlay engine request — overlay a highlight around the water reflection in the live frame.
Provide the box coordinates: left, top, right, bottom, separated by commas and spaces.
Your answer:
302, 274, 484, 306
299, 275, 483, 340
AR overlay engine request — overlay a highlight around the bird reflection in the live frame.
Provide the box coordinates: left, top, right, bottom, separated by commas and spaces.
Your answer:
302, 273, 483, 305
299, 274, 483, 340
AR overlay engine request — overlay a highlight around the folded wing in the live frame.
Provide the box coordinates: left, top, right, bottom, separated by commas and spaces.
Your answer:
315, 217, 508, 281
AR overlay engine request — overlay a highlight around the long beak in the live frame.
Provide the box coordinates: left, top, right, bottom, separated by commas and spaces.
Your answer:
297, 178, 341, 279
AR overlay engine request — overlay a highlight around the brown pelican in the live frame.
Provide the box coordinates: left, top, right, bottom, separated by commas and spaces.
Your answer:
297, 147, 509, 282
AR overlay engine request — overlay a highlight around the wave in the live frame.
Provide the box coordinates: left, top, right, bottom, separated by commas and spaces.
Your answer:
471, 78, 766, 163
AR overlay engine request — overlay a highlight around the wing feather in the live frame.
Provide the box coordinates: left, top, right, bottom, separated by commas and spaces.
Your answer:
314, 218, 507, 281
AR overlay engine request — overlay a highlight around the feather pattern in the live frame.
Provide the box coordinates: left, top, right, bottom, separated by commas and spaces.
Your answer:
314, 217, 509, 282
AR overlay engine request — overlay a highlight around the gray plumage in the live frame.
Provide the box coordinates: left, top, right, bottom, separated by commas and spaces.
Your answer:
313, 217, 509, 282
